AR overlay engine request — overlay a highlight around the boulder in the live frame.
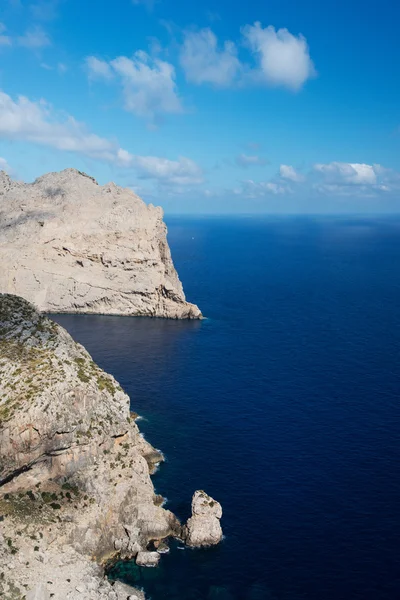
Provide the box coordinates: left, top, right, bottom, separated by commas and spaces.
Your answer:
135, 551, 161, 567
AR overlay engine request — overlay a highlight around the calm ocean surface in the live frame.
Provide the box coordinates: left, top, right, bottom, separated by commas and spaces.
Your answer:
53, 216, 400, 600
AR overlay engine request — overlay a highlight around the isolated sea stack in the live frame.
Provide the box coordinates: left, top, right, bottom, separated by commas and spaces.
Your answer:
0, 168, 201, 319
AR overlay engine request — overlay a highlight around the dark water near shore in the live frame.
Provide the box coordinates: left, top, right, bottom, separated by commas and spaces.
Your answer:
53, 216, 400, 600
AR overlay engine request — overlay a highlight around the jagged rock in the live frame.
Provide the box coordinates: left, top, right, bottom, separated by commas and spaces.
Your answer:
184, 491, 223, 547
0, 168, 201, 319
135, 551, 160, 567
0, 294, 179, 598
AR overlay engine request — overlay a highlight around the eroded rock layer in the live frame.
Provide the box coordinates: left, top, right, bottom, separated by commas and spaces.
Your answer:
0, 169, 201, 319
0, 294, 180, 599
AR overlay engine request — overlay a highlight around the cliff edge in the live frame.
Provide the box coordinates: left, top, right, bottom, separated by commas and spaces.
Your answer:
0, 293, 182, 599
0, 169, 201, 319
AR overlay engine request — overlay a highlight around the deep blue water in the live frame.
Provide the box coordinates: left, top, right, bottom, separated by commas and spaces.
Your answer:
53, 216, 400, 600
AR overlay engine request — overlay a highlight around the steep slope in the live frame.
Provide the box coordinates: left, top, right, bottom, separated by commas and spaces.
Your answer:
0, 169, 201, 318
0, 294, 180, 599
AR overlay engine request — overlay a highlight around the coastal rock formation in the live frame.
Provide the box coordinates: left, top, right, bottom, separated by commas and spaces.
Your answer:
135, 551, 160, 567
184, 491, 223, 547
0, 293, 181, 599
0, 169, 201, 319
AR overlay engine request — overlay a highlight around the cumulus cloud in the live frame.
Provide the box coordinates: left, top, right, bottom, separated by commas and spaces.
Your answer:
111, 53, 182, 118
230, 161, 400, 201
180, 28, 241, 87
312, 162, 400, 196
178, 23, 315, 92
0, 91, 119, 160
86, 52, 182, 124
17, 26, 51, 48
116, 149, 203, 185
131, 155, 203, 185
314, 162, 377, 185
236, 153, 268, 167
0, 90, 201, 186
280, 164, 304, 182
85, 56, 114, 81
242, 23, 316, 90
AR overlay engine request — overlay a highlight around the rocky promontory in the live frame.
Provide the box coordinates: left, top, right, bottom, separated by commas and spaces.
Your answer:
0, 169, 201, 319
0, 294, 220, 599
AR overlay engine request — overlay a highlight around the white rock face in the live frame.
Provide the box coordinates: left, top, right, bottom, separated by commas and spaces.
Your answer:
184, 491, 223, 547
0, 169, 201, 318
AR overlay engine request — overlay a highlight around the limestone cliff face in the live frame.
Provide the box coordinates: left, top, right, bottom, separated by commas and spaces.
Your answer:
0, 169, 201, 319
0, 294, 181, 599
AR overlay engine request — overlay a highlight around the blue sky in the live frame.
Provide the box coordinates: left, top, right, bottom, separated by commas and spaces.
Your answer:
0, 0, 399, 213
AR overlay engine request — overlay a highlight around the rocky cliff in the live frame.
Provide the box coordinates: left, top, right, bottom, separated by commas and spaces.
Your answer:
0, 293, 180, 598
0, 169, 201, 319
0, 294, 221, 600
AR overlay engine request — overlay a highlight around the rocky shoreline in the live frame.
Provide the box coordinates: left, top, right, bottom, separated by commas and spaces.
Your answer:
0, 294, 221, 600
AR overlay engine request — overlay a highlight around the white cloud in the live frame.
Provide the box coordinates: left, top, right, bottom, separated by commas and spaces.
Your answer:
178, 23, 315, 92
236, 153, 268, 167
131, 155, 203, 185
86, 56, 114, 81
314, 162, 377, 185
116, 149, 203, 185
0, 90, 201, 186
231, 161, 400, 201
312, 162, 400, 196
242, 22, 316, 90
111, 52, 182, 121
17, 26, 51, 48
280, 164, 304, 182
0, 91, 119, 160
237, 179, 288, 198
86, 52, 182, 124
180, 28, 241, 87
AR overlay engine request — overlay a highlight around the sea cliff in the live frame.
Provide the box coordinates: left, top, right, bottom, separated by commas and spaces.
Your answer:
0, 169, 201, 319
0, 294, 220, 600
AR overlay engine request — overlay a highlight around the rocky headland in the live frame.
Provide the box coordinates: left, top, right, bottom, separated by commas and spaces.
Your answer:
0, 169, 201, 319
0, 294, 221, 600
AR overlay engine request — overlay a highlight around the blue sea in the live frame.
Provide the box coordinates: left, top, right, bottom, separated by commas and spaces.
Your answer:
53, 216, 400, 600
